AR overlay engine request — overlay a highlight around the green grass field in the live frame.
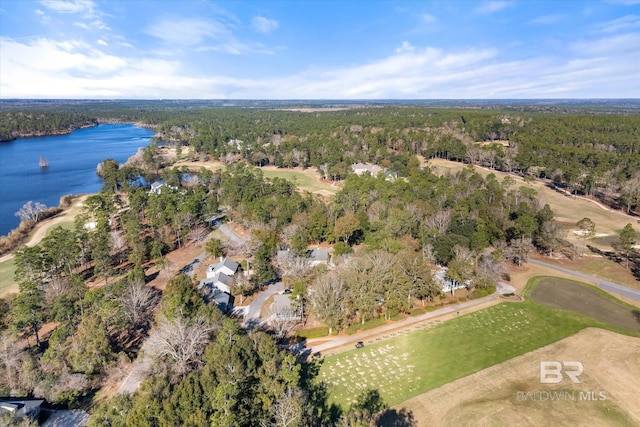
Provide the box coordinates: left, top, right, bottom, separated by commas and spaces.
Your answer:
317, 278, 640, 409
45, 221, 75, 235
260, 168, 337, 195
0, 258, 17, 298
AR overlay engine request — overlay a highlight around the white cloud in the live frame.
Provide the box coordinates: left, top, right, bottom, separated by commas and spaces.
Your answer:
475, 1, 512, 14
396, 41, 415, 53
421, 13, 436, 24
251, 16, 279, 34
1, 30, 639, 99
528, 14, 565, 25
145, 16, 273, 55
35, 9, 45, 15
592, 15, 640, 33
41, 0, 109, 31
97, 39, 107, 46
39, 0, 95, 14
145, 17, 229, 46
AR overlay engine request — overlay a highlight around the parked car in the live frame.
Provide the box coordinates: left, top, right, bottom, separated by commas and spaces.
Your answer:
283, 288, 292, 294
355, 341, 364, 348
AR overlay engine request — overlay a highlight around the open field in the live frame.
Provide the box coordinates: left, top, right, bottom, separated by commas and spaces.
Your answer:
0, 258, 17, 298
260, 166, 338, 196
396, 327, 640, 427
425, 158, 637, 253
317, 276, 639, 413
531, 277, 640, 332
172, 160, 338, 196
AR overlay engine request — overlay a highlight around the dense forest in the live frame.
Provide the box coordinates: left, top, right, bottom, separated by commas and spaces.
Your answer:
2, 100, 639, 213
0, 100, 638, 425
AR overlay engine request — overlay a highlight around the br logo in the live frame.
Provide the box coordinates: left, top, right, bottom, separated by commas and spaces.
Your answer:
540, 361, 584, 384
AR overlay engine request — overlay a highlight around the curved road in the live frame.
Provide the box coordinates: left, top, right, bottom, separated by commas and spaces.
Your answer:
528, 259, 640, 300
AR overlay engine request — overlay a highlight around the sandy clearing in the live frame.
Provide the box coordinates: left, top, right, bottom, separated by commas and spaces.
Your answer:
395, 328, 640, 426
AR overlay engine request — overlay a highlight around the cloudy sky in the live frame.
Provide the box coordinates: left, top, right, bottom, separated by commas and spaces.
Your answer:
1, 0, 639, 99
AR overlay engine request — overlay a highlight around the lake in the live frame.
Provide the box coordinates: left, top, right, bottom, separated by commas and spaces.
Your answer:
0, 124, 154, 236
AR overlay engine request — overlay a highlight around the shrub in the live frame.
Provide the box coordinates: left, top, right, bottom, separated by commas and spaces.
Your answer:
333, 241, 353, 256
458, 297, 467, 302
345, 317, 387, 335
295, 326, 333, 340
410, 307, 427, 316
471, 288, 489, 299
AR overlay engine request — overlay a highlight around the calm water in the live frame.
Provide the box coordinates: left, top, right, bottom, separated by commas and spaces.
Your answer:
0, 124, 153, 236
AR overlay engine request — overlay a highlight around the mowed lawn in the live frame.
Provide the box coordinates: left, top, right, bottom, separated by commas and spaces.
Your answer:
259, 167, 338, 196
0, 257, 17, 297
317, 290, 640, 409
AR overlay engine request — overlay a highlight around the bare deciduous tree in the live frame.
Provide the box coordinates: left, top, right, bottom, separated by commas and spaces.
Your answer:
147, 316, 213, 375
264, 387, 307, 427
307, 273, 348, 335
188, 225, 209, 245
275, 251, 312, 285
426, 210, 451, 234
110, 229, 128, 264
15, 201, 48, 223
121, 280, 159, 327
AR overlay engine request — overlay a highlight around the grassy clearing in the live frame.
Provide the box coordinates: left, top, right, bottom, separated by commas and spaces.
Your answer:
260, 168, 337, 195
172, 160, 338, 196
0, 258, 17, 298
45, 221, 75, 235
317, 277, 640, 409
529, 277, 640, 332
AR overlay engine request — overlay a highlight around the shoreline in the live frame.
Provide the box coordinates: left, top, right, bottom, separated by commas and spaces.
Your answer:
0, 120, 156, 143
1, 122, 156, 239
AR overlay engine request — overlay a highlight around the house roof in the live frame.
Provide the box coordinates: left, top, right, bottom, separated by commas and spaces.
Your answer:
207, 257, 239, 275
0, 399, 44, 418
42, 409, 90, 427
351, 162, 383, 175
215, 272, 232, 286
211, 289, 234, 306
309, 248, 333, 262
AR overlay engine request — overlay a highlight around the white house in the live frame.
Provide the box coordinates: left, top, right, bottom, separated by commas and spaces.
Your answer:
308, 248, 333, 267
206, 257, 239, 278
199, 257, 240, 303
149, 180, 166, 194
351, 162, 383, 176
434, 266, 470, 294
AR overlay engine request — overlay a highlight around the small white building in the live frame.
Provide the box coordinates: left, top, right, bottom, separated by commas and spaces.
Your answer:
206, 257, 239, 278
199, 257, 240, 300
308, 248, 333, 267
351, 162, 383, 176
434, 266, 470, 294
149, 180, 166, 194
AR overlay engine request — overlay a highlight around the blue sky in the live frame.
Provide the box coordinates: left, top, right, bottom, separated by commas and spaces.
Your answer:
1, 0, 639, 99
